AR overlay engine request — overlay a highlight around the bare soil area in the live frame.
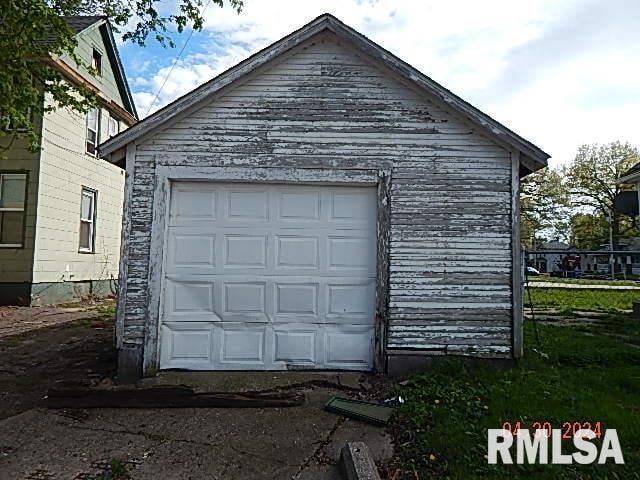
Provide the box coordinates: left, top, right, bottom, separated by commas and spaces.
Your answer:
0, 310, 116, 420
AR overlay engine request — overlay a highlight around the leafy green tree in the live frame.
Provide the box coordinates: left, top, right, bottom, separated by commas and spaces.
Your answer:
569, 212, 609, 249
520, 167, 569, 248
1, 0, 243, 152
565, 142, 640, 248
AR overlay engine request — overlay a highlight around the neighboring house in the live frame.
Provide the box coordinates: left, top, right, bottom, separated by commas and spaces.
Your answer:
604, 238, 640, 275
619, 162, 640, 187
616, 165, 640, 274
529, 239, 640, 275
100, 14, 549, 380
0, 16, 137, 306
529, 240, 572, 273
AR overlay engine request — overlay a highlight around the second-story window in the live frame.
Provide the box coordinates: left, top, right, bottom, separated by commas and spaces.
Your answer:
91, 48, 102, 76
86, 108, 99, 155
108, 116, 118, 138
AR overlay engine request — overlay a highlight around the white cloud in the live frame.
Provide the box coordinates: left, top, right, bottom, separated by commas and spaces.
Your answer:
128, 0, 640, 165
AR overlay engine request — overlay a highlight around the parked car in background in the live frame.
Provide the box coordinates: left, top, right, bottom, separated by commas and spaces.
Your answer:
526, 266, 540, 276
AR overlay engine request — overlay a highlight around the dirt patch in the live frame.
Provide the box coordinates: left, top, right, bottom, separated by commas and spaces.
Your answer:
0, 307, 394, 479
0, 316, 116, 420
0, 299, 114, 338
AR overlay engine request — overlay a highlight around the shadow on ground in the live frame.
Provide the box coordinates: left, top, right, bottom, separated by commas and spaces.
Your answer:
0, 313, 393, 479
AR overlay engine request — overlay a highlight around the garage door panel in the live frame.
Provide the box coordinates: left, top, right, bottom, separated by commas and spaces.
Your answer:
224, 234, 268, 268
273, 328, 318, 365
221, 281, 269, 323
170, 280, 214, 313
167, 232, 216, 270
226, 189, 269, 221
160, 323, 213, 368
278, 190, 321, 221
330, 190, 376, 224
328, 236, 375, 272
160, 182, 377, 371
169, 186, 217, 225
275, 283, 319, 316
275, 235, 320, 269
219, 324, 267, 365
163, 279, 223, 324
327, 281, 376, 316
325, 325, 375, 368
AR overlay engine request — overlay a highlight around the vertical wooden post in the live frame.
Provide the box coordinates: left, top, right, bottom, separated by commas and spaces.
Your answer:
375, 171, 391, 373
116, 143, 136, 348
511, 151, 523, 359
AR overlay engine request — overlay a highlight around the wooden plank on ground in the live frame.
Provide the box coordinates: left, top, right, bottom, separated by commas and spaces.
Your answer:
46, 386, 305, 409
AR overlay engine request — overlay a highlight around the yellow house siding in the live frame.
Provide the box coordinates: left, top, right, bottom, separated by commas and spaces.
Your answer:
0, 119, 42, 283
32, 94, 125, 284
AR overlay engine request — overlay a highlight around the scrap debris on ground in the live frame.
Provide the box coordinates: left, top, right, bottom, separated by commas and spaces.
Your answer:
0, 305, 394, 479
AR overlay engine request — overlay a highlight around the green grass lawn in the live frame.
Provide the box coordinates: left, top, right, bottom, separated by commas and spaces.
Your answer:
525, 287, 638, 312
389, 320, 640, 479
527, 277, 640, 287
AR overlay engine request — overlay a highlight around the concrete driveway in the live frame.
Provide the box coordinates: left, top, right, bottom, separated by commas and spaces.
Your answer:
0, 312, 393, 479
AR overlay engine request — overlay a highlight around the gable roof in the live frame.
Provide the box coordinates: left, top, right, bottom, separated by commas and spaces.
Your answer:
100, 13, 549, 170
96, 19, 138, 118
40, 15, 104, 44
64, 15, 107, 33
47, 16, 137, 119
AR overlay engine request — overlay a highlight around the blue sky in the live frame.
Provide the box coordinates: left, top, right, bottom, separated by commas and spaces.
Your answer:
116, 0, 640, 167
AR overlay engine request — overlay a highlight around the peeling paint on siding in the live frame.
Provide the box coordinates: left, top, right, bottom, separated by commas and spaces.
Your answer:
120, 32, 514, 362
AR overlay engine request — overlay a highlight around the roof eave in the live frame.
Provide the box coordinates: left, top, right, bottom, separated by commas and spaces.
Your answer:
99, 22, 138, 119
618, 173, 640, 184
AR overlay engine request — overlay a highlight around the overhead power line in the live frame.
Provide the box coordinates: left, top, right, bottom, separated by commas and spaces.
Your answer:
145, 0, 214, 116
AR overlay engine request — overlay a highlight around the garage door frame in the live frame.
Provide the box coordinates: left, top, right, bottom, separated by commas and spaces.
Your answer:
143, 165, 392, 375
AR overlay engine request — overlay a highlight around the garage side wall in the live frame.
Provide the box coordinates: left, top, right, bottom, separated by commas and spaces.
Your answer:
120, 32, 513, 372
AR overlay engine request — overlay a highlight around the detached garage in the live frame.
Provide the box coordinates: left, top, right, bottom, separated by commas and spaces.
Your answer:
100, 14, 549, 380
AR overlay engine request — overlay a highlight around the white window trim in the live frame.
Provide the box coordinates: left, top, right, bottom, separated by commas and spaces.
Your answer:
1, 108, 34, 133
108, 116, 119, 138
91, 48, 103, 76
86, 108, 99, 156
79, 187, 97, 253
0, 172, 27, 248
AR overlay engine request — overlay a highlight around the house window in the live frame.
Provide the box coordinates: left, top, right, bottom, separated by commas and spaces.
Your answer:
0, 173, 27, 247
79, 188, 96, 252
91, 48, 102, 76
108, 116, 118, 138
1, 108, 34, 132
86, 108, 99, 155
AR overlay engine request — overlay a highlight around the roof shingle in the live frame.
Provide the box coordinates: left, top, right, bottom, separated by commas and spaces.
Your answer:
63, 15, 106, 33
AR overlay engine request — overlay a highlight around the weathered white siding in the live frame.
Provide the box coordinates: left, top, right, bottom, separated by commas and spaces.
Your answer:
123, 32, 513, 358
32, 95, 125, 286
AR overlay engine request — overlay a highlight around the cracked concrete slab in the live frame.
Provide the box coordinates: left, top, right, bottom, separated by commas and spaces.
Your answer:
0, 409, 161, 479
0, 387, 392, 479
321, 419, 393, 464
1, 320, 393, 479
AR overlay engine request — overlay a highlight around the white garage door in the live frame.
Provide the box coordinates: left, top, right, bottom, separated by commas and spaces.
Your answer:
159, 182, 377, 370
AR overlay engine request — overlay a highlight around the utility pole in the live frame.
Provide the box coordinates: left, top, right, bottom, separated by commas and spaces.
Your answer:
607, 210, 615, 280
